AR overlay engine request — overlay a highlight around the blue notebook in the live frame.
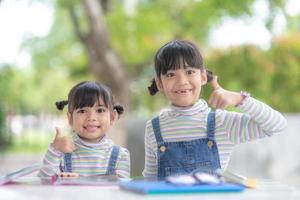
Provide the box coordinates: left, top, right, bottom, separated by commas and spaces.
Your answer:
120, 180, 245, 194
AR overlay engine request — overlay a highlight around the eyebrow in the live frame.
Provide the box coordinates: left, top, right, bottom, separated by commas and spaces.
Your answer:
93, 104, 107, 108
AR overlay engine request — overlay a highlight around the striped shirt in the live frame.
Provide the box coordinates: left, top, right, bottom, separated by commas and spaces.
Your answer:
143, 96, 287, 178
39, 135, 130, 178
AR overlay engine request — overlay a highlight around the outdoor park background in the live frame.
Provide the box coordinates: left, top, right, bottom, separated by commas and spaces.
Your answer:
0, 0, 300, 187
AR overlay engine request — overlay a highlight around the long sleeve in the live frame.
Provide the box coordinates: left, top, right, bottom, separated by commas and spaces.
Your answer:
38, 144, 63, 177
115, 148, 131, 178
217, 96, 287, 144
143, 122, 158, 179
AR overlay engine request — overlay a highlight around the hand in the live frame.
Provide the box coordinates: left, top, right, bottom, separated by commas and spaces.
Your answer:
58, 172, 79, 177
208, 76, 243, 110
51, 127, 76, 153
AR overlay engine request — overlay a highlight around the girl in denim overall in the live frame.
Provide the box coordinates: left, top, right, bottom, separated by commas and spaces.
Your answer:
39, 81, 130, 178
143, 40, 286, 180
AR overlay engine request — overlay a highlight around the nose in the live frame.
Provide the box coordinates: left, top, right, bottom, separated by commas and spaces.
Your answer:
87, 110, 97, 121
177, 71, 188, 85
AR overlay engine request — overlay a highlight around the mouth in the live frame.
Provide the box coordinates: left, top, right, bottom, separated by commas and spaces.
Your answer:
174, 89, 192, 94
83, 125, 100, 132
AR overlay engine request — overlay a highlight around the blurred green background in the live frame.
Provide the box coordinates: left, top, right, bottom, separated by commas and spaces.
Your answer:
0, 0, 300, 180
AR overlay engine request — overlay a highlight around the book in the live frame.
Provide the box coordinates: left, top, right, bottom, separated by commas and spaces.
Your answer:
53, 175, 122, 186
0, 164, 125, 186
120, 180, 245, 194
0, 164, 55, 185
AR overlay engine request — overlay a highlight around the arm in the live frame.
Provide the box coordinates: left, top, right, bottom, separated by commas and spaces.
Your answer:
142, 120, 158, 179
115, 148, 131, 178
38, 127, 76, 177
38, 144, 63, 177
208, 75, 286, 143
217, 96, 287, 144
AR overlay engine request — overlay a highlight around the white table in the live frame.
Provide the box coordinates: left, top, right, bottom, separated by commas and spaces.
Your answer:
0, 180, 299, 200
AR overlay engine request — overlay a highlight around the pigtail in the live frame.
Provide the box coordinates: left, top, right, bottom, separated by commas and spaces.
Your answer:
148, 78, 159, 96
114, 104, 124, 116
55, 100, 68, 111
206, 70, 214, 83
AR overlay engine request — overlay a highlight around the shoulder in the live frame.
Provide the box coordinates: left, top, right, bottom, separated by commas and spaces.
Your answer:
115, 146, 130, 161
118, 146, 129, 155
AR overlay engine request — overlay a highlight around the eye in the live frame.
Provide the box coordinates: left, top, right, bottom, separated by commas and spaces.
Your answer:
77, 109, 86, 113
97, 108, 106, 113
186, 69, 195, 75
165, 72, 175, 78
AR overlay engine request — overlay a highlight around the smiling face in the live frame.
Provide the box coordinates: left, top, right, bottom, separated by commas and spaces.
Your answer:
156, 66, 207, 107
68, 98, 116, 143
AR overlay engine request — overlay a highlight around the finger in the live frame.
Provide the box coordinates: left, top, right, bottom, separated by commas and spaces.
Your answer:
55, 127, 62, 139
209, 93, 218, 108
69, 140, 76, 151
216, 98, 225, 109
208, 93, 215, 107
219, 100, 228, 110
214, 96, 223, 109
210, 76, 221, 91
70, 173, 79, 177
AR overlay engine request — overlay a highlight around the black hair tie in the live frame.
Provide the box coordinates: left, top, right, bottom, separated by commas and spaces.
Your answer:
55, 100, 68, 111
206, 70, 214, 82
114, 104, 124, 115
148, 78, 159, 96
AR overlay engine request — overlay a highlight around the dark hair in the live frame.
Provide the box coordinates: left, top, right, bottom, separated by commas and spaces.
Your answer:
55, 81, 124, 116
148, 40, 213, 95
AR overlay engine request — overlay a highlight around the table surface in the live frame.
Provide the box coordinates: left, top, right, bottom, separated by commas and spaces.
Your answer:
0, 179, 299, 200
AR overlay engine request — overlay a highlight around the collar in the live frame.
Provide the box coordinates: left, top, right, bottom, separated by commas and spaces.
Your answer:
165, 99, 209, 117
73, 134, 110, 149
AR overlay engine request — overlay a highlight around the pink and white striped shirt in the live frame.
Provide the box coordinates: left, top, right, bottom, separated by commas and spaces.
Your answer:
39, 135, 130, 178
143, 96, 287, 178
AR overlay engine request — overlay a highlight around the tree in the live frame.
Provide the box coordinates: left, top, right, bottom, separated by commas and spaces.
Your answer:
23, 0, 290, 146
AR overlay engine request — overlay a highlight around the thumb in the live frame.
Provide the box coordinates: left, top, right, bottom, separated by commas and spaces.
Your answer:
55, 127, 62, 139
210, 76, 221, 90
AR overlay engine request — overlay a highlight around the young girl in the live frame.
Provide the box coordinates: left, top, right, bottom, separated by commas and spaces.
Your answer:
39, 81, 130, 178
143, 40, 287, 180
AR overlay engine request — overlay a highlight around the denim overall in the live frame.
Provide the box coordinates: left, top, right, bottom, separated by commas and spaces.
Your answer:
152, 112, 221, 180
63, 145, 120, 175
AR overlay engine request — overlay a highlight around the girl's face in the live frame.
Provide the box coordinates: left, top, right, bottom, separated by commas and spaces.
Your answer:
156, 66, 207, 107
68, 98, 116, 143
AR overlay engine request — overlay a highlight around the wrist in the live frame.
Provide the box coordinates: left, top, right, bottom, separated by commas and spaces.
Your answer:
235, 91, 250, 107
49, 143, 63, 156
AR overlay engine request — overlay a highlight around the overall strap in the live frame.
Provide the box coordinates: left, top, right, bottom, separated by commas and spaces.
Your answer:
106, 146, 120, 175
207, 112, 216, 141
63, 153, 72, 172
151, 117, 164, 146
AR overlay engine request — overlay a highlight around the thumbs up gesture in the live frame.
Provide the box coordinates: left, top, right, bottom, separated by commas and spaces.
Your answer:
51, 127, 76, 153
208, 76, 243, 110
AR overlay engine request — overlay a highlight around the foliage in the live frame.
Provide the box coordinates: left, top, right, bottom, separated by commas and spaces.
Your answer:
0, 103, 10, 149
205, 33, 300, 112
1, 0, 298, 116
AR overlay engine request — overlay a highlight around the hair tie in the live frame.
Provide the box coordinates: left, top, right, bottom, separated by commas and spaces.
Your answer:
148, 78, 159, 96
114, 104, 124, 116
206, 70, 214, 82
55, 100, 68, 111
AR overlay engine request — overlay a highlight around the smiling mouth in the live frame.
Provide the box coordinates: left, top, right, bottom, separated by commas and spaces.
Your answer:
84, 126, 100, 132
174, 89, 192, 94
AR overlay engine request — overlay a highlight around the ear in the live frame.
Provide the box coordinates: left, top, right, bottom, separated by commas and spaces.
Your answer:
155, 78, 164, 91
67, 112, 73, 126
110, 110, 117, 125
201, 71, 207, 86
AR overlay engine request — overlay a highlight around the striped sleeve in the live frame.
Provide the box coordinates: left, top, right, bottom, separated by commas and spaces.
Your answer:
38, 144, 63, 177
217, 97, 287, 144
142, 121, 158, 179
115, 147, 131, 178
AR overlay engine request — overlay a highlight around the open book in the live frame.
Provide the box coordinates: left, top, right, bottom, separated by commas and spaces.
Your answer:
0, 164, 50, 185
0, 164, 123, 186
